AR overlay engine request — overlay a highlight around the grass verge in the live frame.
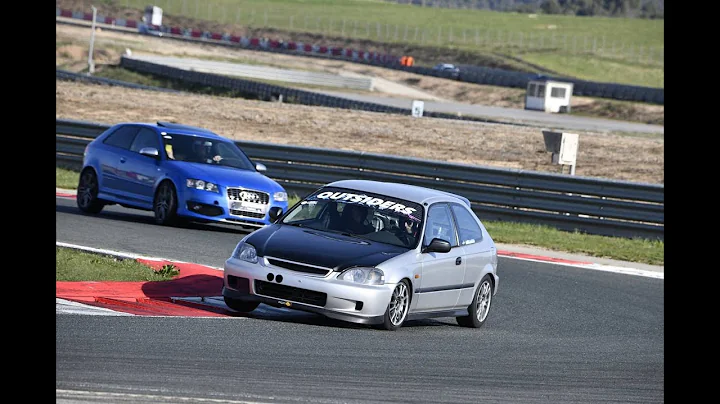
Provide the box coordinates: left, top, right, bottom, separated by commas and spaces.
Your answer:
56, 246, 179, 281
58, 0, 663, 88
56, 167, 663, 266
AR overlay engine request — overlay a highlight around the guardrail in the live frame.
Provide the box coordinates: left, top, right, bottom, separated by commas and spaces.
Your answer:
56, 69, 181, 93
125, 55, 373, 91
56, 119, 664, 240
118, 56, 540, 127
56, 12, 663, 105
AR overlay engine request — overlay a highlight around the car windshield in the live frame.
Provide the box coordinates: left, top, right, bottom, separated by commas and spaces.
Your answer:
280, 186, 425, 249
161, 133, 255, 170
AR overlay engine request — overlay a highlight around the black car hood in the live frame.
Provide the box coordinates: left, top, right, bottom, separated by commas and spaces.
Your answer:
245, 225, 407, 271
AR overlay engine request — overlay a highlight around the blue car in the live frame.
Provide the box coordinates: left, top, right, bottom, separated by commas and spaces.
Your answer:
76, 121, 289, 229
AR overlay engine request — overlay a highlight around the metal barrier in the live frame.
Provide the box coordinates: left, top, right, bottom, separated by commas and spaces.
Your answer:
116, 56, 539, 127
56, 119, 663, 240
124, 55, 374, 91
56, 69, 181, 93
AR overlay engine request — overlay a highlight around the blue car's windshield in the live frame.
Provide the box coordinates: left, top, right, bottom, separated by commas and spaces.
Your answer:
162, 133, 255, 170
280, 187, 425, 249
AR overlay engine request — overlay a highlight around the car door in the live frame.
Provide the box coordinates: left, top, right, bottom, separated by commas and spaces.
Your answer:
449, 203, 495, 310
414, 203, 466, 312
121, 127, 164, 205
97, 125, 140, 197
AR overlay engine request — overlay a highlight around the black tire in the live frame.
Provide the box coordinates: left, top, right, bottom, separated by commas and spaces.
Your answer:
153, 181, 179, 226
457, 274, 494, 328
76, 168, 104, 214
224, 296, 260, 313
379, 280, 411, 331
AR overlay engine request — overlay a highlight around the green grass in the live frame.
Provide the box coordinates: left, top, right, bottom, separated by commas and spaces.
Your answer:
56, 167, 80, 189
484, 221, 663, 266
191, 1, 663, 86
55, 167, 663, 265
56, 246, 180, 281
66, 0, 663, 88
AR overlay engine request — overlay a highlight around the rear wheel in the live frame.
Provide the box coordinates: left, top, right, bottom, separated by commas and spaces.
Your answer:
224, 296, 259, 313
76, 168, 104, 214
457, 274, 493, 328
154, 181, 179, 226
379, 280, 410, 331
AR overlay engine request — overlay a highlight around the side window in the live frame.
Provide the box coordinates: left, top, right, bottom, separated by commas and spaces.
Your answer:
130, 128, 160, 153
450, 204, 483, 246
102, 126, 139, 150
550, 87, 566, 99
424, 204, 458, 247
537, 84, 546, 98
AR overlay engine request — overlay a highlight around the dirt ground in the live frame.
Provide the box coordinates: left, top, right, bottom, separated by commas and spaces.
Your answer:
55, 78, 664, 185
56, 23, 664, 125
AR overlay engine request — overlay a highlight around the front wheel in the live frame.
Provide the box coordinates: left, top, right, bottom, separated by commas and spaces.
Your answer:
154, 181, 178, 226
457, 274, 494, 328
379, 280, 410, 331
224, 296, 259, 313
76, 168, 104, 214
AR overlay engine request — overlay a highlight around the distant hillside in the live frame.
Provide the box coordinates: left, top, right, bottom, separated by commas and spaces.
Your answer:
385, 0, 664, 19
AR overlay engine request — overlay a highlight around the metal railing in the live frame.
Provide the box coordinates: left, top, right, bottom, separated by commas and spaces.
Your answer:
56, 118, 664, 240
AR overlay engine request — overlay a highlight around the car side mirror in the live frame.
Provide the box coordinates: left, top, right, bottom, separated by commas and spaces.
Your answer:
268, 206, 283, 223
255, 162, 267, 172
422, 238, 451, 254
139, 147, 160, 159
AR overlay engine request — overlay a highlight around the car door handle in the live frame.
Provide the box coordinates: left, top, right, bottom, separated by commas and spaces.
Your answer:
120, 157, 126, 163
456, 257, 462, 265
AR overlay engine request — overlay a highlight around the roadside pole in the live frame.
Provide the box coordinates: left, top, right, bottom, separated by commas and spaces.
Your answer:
88, 6, 97, 74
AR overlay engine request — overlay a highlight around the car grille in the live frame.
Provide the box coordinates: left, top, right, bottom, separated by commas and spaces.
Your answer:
266, 257, 332, 276
226, 187, 269, 218
229, 210, 264, 218
254, 280, 327, 307
227, 188, 270, 204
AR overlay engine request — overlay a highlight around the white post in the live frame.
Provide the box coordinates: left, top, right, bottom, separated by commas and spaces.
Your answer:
88, 6, 97, 75
570, 163, 576, 176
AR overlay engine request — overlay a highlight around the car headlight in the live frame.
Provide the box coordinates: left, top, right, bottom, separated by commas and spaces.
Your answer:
231, 242, 258, 264
273, 191, 287, 202
186, 178, 219, 193
337, 267, 385, 285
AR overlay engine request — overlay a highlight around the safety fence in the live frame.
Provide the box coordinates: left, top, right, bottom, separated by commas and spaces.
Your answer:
56, 118, 664, 240
55, 9, 664, 104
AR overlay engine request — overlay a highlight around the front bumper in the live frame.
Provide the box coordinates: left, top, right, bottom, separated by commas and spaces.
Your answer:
223, 257, 394, 325
177, 187, 287, 227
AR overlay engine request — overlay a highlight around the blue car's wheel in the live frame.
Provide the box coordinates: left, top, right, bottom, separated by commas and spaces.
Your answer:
76, 168, 104, 214
153, 181, 178, 226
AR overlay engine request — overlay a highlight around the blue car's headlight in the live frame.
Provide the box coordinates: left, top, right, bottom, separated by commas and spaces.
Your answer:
187, 178, 219, 193
232, 242, 258, 264
337, 267, 385, 285
273, 191, 287, 202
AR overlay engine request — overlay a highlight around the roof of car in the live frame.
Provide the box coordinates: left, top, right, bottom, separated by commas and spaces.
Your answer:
119, 121, 225, 139
326, 180, 471, 207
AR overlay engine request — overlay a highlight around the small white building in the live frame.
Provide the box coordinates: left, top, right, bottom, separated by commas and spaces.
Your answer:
524, 79, 573, 113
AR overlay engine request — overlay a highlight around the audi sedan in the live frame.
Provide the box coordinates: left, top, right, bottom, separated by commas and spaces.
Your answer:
76, 121, 288, 228
223, 179, 499, 330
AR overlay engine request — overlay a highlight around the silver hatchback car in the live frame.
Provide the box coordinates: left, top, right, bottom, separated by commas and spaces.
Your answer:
223, 180, 499, 330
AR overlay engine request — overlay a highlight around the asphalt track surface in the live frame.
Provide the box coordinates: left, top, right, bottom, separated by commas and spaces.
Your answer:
122, 54, 663, 136
56, 196, 664, 403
